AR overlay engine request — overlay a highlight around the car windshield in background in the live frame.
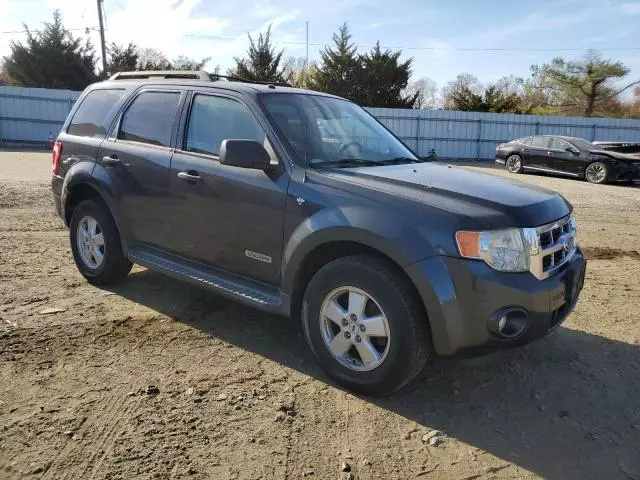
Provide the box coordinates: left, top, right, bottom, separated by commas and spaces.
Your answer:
260, 93, 420, 167
569, 138, 604, 151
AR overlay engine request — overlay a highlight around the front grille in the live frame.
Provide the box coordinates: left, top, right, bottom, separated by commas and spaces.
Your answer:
525, 215, 577, 280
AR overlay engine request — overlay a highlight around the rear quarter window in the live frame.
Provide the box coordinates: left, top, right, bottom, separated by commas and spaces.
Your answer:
67, 89, 126, 138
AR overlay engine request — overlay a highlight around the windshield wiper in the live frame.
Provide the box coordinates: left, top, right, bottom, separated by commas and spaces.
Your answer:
376, 156, 426, 165
309, 158, 380, 168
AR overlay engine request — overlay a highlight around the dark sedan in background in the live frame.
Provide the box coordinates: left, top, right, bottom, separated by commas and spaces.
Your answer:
496, 135, 640, 184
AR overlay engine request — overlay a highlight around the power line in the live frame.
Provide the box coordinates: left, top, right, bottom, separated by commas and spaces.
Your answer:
183, 34, 640, 52
0, 27, 99, 35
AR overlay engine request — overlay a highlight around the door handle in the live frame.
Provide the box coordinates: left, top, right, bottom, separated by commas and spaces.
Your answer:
102, 155, 123, 167
522, 148, 529, 153
177, 171, 202, 182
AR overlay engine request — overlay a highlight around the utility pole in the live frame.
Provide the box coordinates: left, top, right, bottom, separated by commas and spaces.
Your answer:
96, 0, 107, 75
305, 21, 309, 69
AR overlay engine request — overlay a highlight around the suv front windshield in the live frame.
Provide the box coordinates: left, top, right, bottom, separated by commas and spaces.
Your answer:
260, 93, 420, 167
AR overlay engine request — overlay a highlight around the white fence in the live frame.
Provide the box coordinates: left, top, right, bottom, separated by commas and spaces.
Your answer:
367, 108, 640, 160
2, 86, 640, 159
0, 86, 80, 147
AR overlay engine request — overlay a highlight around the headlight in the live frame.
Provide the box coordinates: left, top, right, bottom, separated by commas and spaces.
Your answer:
455, 228, 529, 272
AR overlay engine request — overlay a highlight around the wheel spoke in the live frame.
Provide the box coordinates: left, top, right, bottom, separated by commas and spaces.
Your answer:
92, 246, 104, 265
355, 338, 381, 366
360, 315, 387, 337
324, 299, 347, 326
93, 232, 105, 247
348, 291, 367, 317
87, 217, 98, 236
327, 334, 351, 357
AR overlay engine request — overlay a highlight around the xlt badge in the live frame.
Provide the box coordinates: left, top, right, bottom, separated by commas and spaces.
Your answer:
245, 250, 272, 264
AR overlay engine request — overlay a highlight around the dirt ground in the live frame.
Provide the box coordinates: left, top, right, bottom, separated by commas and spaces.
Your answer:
1, 151, 639, 480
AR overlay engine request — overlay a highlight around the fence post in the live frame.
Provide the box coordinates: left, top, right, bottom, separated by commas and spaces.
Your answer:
592, 124, 597, 141
535, 121, 541, 135
415, 114, 421, 156
476, 119, 483, 161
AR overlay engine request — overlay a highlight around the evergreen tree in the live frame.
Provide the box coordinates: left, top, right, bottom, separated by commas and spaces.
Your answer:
106, 42, 138, 77
228, 26, 288, 83
2, 10, 98, 90
309, 23, 361, 101
357, 42, 417, 108
531, 51, 639, 116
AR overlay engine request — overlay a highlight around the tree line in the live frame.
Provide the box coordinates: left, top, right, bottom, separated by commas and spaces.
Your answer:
2, 11, 639, 118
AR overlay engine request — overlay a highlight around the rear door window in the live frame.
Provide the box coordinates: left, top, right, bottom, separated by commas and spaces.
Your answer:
530, 137, 551, 148
184, 94, 265, 156
67, 89, 125, 138
118, 91, 181, 147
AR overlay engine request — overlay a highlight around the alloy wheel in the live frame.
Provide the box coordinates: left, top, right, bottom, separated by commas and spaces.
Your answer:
506, 155, 522, 173
319, 286, 391, 372
76, 215, 105, 269
586, 163, 606, 183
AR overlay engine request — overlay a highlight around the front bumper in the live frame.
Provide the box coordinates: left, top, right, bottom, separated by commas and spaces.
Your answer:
405, 249, 587, 355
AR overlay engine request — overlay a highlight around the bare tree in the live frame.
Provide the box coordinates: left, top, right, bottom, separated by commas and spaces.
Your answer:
403, 77, 438, 109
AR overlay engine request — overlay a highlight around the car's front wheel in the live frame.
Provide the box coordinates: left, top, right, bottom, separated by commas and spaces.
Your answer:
301, 255, 431, 396
505, 154, 524, 174
70, 199, 132, 285
585, 161, 609, 184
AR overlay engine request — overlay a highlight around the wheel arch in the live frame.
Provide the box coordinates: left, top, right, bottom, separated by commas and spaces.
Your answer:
63, 178, 127, 253
285, 238, 430, 337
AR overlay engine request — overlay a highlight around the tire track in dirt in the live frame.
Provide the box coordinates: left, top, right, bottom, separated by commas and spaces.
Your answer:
582, 247, 640, 261
41, 394, 135, 480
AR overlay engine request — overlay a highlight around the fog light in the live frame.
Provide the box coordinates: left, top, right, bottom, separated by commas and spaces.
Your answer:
489, 307, 529, 339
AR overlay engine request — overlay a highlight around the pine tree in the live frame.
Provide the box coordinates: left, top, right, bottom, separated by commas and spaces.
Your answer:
228, 26, 288, 83
106, 42, 139, 77
309, 23, 361, 101
358, 42, 417, 108
1, 10, 98, 90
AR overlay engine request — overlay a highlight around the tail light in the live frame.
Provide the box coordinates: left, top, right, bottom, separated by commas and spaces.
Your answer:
52, 141, 62, 175
496, 143, 504, 151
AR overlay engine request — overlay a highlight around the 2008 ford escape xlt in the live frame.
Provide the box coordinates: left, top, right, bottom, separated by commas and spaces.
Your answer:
51, 71, 586, 395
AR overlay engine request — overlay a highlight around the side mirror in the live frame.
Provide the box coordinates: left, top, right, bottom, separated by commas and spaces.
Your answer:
219, 139, 271, 171
565, 147, 578, 155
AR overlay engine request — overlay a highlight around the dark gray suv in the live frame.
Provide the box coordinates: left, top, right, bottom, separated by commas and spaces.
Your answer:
51, 71, 586, 395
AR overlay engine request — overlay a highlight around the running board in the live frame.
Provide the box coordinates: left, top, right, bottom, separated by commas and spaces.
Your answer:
128, 248, 289, 315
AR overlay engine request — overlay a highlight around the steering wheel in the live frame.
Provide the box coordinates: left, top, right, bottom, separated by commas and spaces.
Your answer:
339, 141, 363, 157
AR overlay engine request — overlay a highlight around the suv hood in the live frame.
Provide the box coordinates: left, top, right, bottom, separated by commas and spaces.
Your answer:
320, 162, 571, 228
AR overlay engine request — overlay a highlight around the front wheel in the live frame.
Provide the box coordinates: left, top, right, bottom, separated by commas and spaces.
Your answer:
585, 162, 609, 184
505, 154, 524, 174
301, 255, 431, 396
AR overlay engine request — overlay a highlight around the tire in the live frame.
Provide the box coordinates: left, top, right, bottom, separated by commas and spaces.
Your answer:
505, 154, 524, 174
70, 199, 132, 285
301, 255, 431, 396
585, 162, 609, 184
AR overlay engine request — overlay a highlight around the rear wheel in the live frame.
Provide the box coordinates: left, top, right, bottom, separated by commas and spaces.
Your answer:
505, 154, 524, 174
70, 200, 132, 285
585, 162, 608, 184
301, 255, 431, 396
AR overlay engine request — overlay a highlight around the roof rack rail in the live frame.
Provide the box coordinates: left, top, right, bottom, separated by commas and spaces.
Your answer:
210, 73, 291, 87
109, 70, 212, 81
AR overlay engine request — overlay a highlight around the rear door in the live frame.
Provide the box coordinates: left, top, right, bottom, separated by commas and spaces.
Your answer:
527, 136, 553, 169
98, 88, 186, 248
167, 91, 289, 286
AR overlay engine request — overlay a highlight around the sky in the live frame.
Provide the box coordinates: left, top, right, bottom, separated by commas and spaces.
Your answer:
1, 0, 639, 93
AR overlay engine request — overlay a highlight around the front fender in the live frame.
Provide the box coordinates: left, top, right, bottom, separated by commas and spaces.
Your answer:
281, 205, 437, 293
